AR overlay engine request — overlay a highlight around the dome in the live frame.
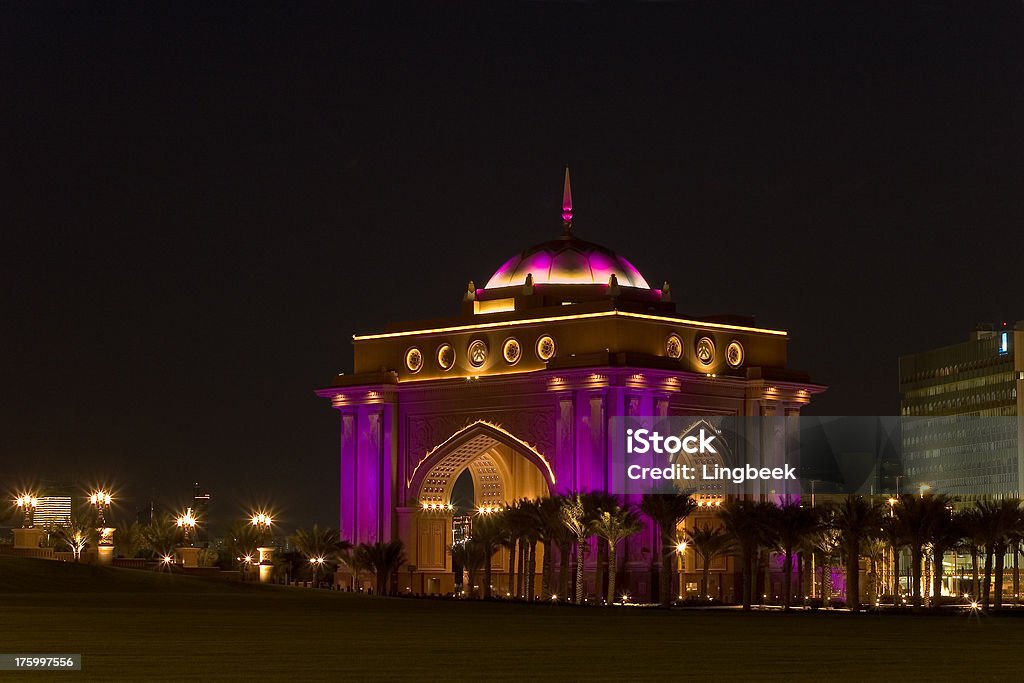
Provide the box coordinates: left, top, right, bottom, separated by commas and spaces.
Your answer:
484, 234, 651, 289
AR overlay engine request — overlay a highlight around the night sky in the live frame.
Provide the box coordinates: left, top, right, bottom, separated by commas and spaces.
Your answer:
3, 3, 1023, 531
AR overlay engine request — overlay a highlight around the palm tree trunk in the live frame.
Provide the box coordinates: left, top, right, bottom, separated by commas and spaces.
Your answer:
741, 547, 752, 610
932, 544, 944, 612
891, 545, 899, 598
660, 531, 673, 607
541, 540, 553, 599
606, 541, 617, 604
508, 537, 517, 598
558, 540, 570, 599
484, 553, 493, 599
971, 547, 979, 600
517, 542, 526, 598
994, 543, 1006, 609
817, 550, 826, 602
526, 539, 537, 601
846, 541, 860, 611
1014, 542, 1020, 606
983, 544, 994, 609
782, 545, 793, 610
702, 556, 711, 600
574, 538, 586, 604
594, 538, 605, 604
910, 545, 922, 611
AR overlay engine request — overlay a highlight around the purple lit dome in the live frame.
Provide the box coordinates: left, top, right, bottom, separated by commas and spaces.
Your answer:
484, 235, 651, 289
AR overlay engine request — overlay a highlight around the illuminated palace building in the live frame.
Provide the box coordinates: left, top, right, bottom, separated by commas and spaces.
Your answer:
318, 172, 823, 599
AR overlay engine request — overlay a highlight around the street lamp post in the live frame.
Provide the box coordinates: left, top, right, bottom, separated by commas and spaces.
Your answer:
176, 508, 197, 545
15, 494, 38, 528
89, 491, 112, 526
676, 541, 688, 600
310, 555, 326, 588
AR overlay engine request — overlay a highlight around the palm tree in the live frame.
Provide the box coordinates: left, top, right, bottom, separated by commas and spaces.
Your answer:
878, 515, 904, 599
226, 521, 268, 580
503, 500, 526, 597
773, 502, 819, 609
538, 496, 571, 599
337, 547, 368, 591
560, 494, 590, 604
592, 505, 643, 604
640, 493, 697, 607
469, 511, 507, 599
974, 498, 1022, 609
355, 540, 406, 595
718, 499, 776, 610
114, 520, 145, 559
581, 491, 619, 602
829, 495, 883, 611
928, 503, 964, 611
806, 526, 841, 603
863, 538, 888, 602
449, 540, 487, 597
141, 513, 182, 560
516, 501, 542, 600
290, 525, 350, 587
54, 515, 97, 562
685, 523, 734, 601
893, 493, 949, 611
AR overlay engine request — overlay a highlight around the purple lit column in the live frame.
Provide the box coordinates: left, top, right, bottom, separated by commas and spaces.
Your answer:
338, 408, 358, 543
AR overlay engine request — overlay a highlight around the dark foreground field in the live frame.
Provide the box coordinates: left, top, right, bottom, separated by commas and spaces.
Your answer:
1, 556, 1020, 681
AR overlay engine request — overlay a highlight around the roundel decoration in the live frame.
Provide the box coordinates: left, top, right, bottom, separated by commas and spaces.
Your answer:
437, 343, 455, 371
468, 339, 488, 368
666, 333, 683, 359
726, 340, 745, 368
536, 335, 556, 361
502, 337, 522, 365
695, 336, 715, 366
405, 347, 424, 373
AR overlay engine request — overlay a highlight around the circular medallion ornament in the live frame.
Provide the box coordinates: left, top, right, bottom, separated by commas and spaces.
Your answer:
405, 347, 424, 373
666, 333, 683, 359
437, 343, 455, 371
695, 336, 716, 366
502, 338, 522, 365
468, 339, 488, 368
726, 340, 744, 368
536, 335, 556, 361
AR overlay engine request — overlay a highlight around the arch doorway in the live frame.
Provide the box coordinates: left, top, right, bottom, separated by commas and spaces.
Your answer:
403, 421, 554, 596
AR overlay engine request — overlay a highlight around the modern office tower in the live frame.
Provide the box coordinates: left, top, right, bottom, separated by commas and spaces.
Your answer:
899, 322, 1024, 499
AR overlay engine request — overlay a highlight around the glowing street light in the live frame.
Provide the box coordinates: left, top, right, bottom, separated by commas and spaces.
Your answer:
309, 555, 327, 588
14, 494, 39, 528
89, 490, 112, 526
176, 508, 198, 544
676, 540, 688, 600
919, 484, 931, 498
250, 512, 273, 528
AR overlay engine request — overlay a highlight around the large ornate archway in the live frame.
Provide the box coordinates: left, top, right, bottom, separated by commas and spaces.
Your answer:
401, 421, 554, 595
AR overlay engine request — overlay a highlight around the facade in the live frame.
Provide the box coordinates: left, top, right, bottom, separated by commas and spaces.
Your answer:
899, 323, 1024, 499
318, 172, 823, 599
34, 496, 73, 528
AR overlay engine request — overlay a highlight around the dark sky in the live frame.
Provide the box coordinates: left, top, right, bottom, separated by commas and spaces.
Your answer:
3, 2, 1023, 531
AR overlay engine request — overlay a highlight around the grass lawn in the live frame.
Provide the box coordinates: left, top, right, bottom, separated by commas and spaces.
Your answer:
1, 555, 1019, 681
